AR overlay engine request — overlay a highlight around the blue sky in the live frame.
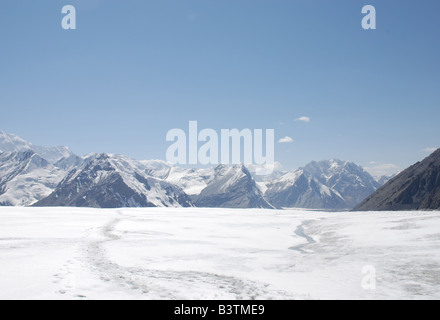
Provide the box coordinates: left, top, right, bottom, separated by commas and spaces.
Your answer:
0, 0, 439, 175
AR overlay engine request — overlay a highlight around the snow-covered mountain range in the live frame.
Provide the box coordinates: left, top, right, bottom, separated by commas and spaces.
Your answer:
265, 160, 380, 210
0, 131, 74, 163
34, 153, 193, 208
0, 131, 386, 209
0, 151, 65, 206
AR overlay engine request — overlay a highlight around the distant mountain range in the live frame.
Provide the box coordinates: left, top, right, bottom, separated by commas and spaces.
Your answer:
355, 149, 440, 211
265, 160, 380, 210
34, 153, 193, 208
0, 131, 73, 163
1, 130, 396, 210
0, 150, 65, 206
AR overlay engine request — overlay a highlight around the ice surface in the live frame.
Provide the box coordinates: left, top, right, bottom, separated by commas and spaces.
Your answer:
0, 207, 439, 300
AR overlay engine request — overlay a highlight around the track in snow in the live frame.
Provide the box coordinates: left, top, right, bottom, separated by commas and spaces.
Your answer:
83, 211, 297, 300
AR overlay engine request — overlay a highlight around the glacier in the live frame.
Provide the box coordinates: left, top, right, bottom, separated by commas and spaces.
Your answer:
0, 207, 439, 300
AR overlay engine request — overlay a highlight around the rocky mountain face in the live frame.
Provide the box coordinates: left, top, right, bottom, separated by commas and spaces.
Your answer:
0, 151, 66, 206
265, 170, 346, 210
355, 149, 440, 211
304, 160, 380, 208
192, 165, 273, 209
265, 160, 380, 210
34, 154, 193, 208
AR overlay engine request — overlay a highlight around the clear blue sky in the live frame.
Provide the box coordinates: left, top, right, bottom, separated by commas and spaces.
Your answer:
1, 0, 439, 175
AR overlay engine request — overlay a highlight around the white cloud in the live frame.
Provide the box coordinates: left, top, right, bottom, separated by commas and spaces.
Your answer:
364, 163, 400, 178
278, 136, 294, 144
424, 147, 438, 153
295, 116, 311, 123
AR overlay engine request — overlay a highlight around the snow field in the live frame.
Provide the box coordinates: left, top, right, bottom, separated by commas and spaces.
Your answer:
0, 207, 439, 300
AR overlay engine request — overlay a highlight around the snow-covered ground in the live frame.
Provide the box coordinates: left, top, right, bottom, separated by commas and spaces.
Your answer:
0, 207, 439, 300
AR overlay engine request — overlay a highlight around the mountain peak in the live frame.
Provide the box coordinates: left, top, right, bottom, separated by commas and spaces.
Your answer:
194, 163, 273, 209
427, 148, 440, 161
266, 159, 379, 210
93, 153, 111, 162
0, 131, 32, 153
0, 130, 74, 163
0, 149, 63, 206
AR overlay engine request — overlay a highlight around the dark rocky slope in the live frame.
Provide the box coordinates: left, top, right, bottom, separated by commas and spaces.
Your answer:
355, 149, 440, 211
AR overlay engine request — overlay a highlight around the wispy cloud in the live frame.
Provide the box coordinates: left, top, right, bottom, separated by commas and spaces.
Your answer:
295, 116, 311, 123
278, 136, 294, 144
424, 147, 438, 153
364, 163, 400, 177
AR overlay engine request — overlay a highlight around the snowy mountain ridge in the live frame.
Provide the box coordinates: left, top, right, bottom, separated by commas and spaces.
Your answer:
192, 164, 274, 209
0, 130, 382, 209
0, 151, 66, 206
35, 153, 193, 208
0, 131, 74, 163
264, 159, 380, 210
